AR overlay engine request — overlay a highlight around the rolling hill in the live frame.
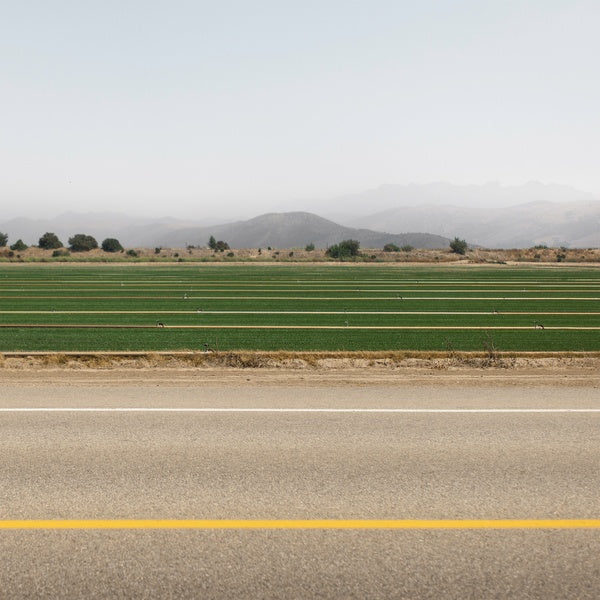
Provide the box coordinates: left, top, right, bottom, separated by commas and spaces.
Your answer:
155, 212, 449, 249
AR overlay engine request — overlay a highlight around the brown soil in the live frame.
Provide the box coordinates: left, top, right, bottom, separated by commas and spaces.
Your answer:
1, 351, 599, 381
2, 246, 600, 264
0, 349, 598, 390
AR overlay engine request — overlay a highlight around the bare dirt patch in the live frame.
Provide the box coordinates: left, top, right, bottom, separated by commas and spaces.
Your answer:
1, 351, 599, 388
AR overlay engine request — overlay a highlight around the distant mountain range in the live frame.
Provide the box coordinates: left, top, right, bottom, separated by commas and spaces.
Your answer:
154, 212, 448, 249
0, 211, 448, 250
299, 181, 598, 219
348, 200, 600, 248
300, 182, 600, 248
1, 182, 599, 248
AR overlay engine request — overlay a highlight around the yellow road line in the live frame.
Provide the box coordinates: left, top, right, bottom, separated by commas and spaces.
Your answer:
1, 519, 600, 530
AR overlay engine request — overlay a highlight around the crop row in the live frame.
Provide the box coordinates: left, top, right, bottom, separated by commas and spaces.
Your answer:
1, 312, 599, 327
1, 298, 598, 313
1, 327, 599, 352
1, 264, 599, 351
2, 265, 600, 281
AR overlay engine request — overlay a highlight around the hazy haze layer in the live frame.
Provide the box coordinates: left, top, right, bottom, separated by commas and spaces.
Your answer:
1, 1, 599, 219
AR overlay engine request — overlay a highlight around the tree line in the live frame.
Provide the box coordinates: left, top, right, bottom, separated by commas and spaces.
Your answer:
0, 230, 470, 256
0, 231, 125, 253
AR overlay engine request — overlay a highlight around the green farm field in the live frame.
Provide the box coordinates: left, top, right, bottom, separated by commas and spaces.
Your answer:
1, 263, 599, 352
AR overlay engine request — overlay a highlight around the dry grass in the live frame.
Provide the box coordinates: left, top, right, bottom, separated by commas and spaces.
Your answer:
1, 350, 599, 371
3, 245, 600, 264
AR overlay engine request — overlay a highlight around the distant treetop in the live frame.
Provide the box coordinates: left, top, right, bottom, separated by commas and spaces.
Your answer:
38, 232, 63, 249
101, 238, 124, 253
69, 234, 98, 252
449, 237, 468, 255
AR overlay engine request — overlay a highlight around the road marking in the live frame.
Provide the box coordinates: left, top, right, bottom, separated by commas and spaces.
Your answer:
2, 408, 600, 413
1, 519, 600, 530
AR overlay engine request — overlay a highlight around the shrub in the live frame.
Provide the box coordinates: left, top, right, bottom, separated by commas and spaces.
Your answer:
326, 239, 360, 259
226, 252, 235, 257
401, 244, 414, 252
10, 239, 28, 251
69, 234, 98, 252
215, 240, 230, 252
126, 249, 138, 257
101, 238, 123, 253
52, 249, 70, 257
39, 232, 63, 249
154, 247, 161, 254
449, 237, 468, 255
305, 243, 315, 252
0, 232, 7, 247
383, 243, 400, 252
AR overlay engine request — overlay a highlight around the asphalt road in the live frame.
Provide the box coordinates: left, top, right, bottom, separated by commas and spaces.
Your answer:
1, 377, 600, 598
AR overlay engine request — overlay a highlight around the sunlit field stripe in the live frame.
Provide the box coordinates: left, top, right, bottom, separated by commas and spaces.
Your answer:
3, 280, 600, 286
1, 296, 600, 301
1, 324, 599, 330
1, 310, 598, 315
4, 287, 600, 293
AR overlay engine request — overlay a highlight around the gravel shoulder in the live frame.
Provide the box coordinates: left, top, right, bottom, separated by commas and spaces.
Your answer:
1, 356, 599, 388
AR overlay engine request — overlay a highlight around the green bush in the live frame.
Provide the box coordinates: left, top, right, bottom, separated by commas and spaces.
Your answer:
449, 237, 468, 255
69, 234, 98, 252
101, 238, 124, 253
10, 239, 28, 251
305, 243, 315, 251
39, 232, 63, 249
326, 239, 360, 259
383, 243, 400, 252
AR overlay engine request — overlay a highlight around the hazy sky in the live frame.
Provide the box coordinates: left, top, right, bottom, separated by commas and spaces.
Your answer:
1, 0, 599, 219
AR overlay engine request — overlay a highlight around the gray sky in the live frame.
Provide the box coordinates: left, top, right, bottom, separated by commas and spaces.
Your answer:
1, 0, 599, 219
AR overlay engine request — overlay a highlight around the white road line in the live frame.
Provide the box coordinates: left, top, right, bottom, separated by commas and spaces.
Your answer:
1, 408, 600, 413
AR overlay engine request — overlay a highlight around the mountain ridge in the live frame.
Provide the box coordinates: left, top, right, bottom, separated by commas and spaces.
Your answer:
2, 180, 600, 248
0, 211, 449, 249
155, 212, 449, 249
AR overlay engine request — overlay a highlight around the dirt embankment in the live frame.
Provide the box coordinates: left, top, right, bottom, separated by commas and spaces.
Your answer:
1, 351, 600, 373
2, 246, 600, 264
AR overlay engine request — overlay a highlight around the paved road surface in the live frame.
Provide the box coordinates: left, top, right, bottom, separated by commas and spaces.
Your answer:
1, 374, 600, 598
